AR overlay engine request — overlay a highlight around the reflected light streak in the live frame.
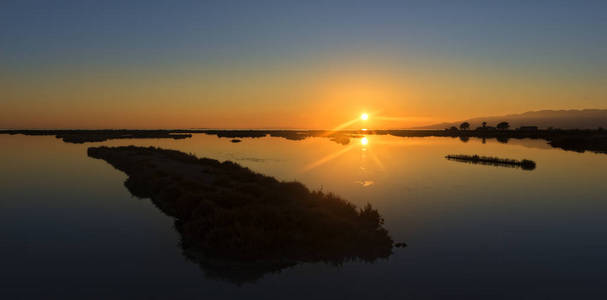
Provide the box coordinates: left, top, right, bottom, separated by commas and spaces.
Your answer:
323, 110, 382, 136
358, 135, 384, 170
302, 145, 355, 172
366, 148, 385, 171
322, 117, 359, 136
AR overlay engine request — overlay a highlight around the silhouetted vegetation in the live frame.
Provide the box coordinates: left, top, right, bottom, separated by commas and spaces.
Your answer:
476, 124, 496, 131
548, 134, 607, 154
497, 121, 510, 130
382, 129, 607, 154
393, 242, 407, 248
518, 126, 538, 132
329, 134, 351, 145
0, 130, 191, 143
3, 128, 607, 153
446, 154, 536, 170
460, 122, 470, 131
418, 109, 607, 130
202, 130, 269, 139
496, 136, 510, 144
87, 146, 394, 284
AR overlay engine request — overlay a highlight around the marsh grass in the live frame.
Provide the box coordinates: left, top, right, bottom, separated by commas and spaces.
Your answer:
446, 154, 536, 170
88, 146, 394, 283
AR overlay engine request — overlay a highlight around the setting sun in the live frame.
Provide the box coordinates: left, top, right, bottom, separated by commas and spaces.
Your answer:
361, 113, 369, 121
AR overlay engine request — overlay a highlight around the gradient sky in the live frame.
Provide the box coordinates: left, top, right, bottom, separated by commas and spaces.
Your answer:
2, 0, 606, 129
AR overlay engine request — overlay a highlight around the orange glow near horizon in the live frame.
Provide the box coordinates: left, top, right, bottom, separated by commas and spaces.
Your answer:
2, 57, 602, 130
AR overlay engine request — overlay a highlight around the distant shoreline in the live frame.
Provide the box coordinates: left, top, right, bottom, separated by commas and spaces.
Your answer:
2, 128, 606, 154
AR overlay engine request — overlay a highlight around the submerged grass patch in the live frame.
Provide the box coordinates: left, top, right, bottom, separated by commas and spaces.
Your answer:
446, 154, 536, 170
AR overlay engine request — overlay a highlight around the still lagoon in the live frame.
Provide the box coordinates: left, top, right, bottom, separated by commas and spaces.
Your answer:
1, 133, 606, 299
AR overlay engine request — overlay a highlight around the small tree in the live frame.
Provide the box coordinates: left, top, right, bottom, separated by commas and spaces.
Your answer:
460, 122, 470, 131
497, 121, 510, 130
482, 121, 487, 128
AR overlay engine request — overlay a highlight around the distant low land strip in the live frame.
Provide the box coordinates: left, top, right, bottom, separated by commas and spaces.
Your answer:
1, 129, 606, 153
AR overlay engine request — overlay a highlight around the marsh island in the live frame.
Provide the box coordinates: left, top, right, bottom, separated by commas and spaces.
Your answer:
87, 146, 394, 283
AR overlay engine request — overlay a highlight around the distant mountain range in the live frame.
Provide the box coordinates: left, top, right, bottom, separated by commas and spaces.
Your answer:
415, 109, 607, 130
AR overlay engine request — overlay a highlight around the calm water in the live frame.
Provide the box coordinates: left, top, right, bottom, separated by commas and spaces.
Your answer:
1, 134, 607, 299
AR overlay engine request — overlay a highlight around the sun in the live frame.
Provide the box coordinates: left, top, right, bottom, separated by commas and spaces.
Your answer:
361, 113, 369, 121
361, 137, 368, 145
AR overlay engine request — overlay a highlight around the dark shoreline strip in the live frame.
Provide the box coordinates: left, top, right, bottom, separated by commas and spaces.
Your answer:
3, 129, 606, 153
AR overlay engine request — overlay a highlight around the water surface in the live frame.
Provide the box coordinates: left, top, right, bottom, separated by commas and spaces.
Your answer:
1, 134, 606, 299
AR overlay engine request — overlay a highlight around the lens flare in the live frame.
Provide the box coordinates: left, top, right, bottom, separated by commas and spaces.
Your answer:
361, 137, 368, 145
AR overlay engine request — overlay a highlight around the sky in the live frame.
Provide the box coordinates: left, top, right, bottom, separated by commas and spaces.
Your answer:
1, 0, 606, 129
